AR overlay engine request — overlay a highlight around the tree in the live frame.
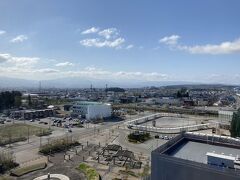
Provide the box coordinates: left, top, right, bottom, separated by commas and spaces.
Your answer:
28, 94, 32, 107
230, 109, 240, 137
0, 91, 22, 111
14, 95, 22, 108
176, 88, 189, 98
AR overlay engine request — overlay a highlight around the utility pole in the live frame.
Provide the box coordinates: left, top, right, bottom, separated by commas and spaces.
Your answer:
40, 135, 42, 147
49, 118, 51, 130
27, 126, 30, 143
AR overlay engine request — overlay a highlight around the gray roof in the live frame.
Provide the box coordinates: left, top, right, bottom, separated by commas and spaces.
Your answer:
168, 140, 240, 164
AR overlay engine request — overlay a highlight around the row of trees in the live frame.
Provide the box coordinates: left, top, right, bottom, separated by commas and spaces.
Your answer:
230, 109, 240, 137
0, 91, 22, 111
176, 88, 189, 98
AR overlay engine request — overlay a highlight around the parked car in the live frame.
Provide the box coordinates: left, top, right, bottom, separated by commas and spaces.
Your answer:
164, 136, 169, 140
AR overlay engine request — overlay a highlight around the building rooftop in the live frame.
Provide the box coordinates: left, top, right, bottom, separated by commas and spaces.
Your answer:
153, 132, 240, 170
166, 140, 240, 164
75, 101, 110, 106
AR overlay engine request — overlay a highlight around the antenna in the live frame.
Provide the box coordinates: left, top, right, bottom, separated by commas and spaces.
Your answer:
39, 81, 42, 92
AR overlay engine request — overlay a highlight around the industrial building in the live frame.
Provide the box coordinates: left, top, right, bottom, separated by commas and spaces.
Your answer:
71, 101, 112, 120
151, 132, 240, 180
10, 109, 55, 120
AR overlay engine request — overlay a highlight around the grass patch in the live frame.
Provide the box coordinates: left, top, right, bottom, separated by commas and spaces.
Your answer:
0, 124, 50, 145
77, 163, 99, 180
0, 176, 13, 180
10, 162, 46, 177
128, 132, 151, 143
35, 130, 52, 137
39, 138, 80, 155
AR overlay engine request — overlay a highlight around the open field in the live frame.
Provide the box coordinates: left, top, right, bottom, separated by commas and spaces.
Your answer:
0, 123, 51, 145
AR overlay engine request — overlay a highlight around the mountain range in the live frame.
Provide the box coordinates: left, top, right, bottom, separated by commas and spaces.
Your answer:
0, 76, 234, 89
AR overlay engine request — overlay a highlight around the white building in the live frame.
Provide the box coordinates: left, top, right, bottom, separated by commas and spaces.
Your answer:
72, 101, 112, 120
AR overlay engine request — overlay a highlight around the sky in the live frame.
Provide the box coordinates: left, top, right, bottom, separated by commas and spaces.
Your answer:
0, 0, 240, 85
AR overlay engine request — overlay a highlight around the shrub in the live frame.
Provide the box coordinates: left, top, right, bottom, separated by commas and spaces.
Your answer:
77, 163, 99, 180
39, 138, 80, 155
35, 130, 52, 137
0, 151, 18, 174
128, 132, 151, 143
0, 137, 27, 146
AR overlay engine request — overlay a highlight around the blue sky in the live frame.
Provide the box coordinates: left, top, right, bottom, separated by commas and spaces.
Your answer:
0, 0, 240, 84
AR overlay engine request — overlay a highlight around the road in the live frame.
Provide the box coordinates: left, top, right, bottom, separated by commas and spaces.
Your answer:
0, 112, 159, 163
0, 118, 127, 163
113, 128, 168, 155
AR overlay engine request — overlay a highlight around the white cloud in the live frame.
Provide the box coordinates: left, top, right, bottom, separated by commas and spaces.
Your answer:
126, 44, 134, 49
80, 38, 125, 48
178, 38, 240, 54
0, 53, 10, 63
0, 30, 6, 35
35, 68, 59, 73
10, 35, 28, 43
55, 61, 74, 67
63, 67, 169, 81
80, 27, 128, 49
98, 28, 118, 39
84, 66, 97, 71
114, 71, 168, 81
0, 53, 38, 66
160, 35, 240, 55
81, 27, 99, 34
159, 35, 180, 45
0, 52, 170, 82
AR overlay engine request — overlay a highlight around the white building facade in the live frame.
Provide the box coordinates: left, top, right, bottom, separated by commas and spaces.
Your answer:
72, 101, 112, 120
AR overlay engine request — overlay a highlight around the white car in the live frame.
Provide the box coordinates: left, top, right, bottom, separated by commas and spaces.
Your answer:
164, 136, 169, 140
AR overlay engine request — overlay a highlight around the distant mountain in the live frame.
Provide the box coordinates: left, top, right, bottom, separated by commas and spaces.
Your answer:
0, 76, 38, 88
41, 77, 197, 88
0, 76, 237, 89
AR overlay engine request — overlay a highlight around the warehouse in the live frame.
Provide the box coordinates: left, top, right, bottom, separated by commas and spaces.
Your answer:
10, 109, 55, 120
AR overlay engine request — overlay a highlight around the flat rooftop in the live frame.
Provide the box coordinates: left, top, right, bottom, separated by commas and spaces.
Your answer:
75, 101, 110, 106
166, 140, 240, 164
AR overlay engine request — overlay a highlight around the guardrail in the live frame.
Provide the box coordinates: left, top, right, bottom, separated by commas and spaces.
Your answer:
126, 113, 220, 134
